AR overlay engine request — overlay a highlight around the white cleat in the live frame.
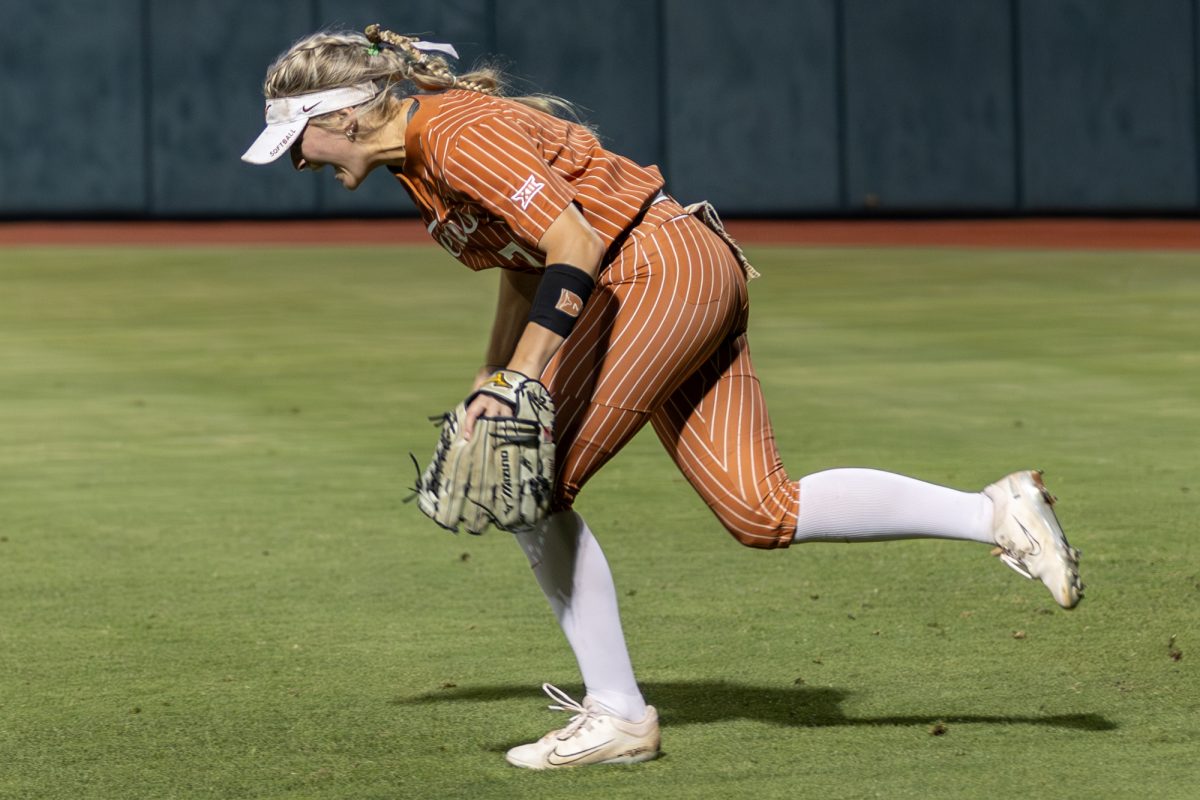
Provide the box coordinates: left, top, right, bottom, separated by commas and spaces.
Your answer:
984, 470, 1083, 609
505, 684, 660, 769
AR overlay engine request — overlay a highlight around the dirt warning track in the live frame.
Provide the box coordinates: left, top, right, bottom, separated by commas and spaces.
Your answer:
4, 218, 1200, 250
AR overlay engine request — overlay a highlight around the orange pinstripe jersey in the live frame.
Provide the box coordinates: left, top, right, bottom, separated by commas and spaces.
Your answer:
390, 90, 664, 271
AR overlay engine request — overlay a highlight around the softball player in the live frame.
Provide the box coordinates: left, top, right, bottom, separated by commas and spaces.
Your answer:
243, 25, 1083, 769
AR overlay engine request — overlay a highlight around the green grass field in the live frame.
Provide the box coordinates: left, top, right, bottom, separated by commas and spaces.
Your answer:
0, 241, 1196, 799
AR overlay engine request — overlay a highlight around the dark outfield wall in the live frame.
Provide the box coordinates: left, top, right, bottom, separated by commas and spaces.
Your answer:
2, 0, 1198, 218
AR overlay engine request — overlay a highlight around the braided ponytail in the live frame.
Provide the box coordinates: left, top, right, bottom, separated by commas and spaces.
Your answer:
261, 24, 584, 134
363, 25, 466, 92
363, 23, 579, 119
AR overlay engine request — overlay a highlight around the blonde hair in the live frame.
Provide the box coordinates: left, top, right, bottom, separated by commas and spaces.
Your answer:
262, 24, 582, 135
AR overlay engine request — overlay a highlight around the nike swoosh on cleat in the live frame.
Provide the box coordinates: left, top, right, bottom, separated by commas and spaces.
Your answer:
1013, 517, 1042, 556
547, 740, 613, 765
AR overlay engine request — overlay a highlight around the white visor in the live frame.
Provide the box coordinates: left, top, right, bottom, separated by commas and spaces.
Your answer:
241, 82, 380, 164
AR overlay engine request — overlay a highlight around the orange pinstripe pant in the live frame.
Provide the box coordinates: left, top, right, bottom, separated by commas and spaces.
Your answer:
541, 199, 798, 549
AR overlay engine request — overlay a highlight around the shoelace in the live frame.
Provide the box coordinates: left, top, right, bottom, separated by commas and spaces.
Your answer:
541, 683, 597, 740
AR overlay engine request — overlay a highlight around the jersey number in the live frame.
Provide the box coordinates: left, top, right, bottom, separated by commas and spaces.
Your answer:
498, 242, 542, 268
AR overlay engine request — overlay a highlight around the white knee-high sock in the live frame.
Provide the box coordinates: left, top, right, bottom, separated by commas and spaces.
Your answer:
514, 511, 648, 722
793, 468, 995, 544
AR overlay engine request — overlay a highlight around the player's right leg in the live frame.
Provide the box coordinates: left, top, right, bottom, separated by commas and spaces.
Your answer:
651, 336, 1083, 607
795, 466, 1082, 607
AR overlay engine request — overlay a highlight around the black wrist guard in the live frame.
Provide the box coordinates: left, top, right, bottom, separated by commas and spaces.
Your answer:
527, 263, 595, 338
